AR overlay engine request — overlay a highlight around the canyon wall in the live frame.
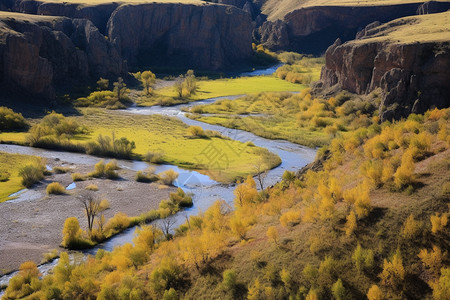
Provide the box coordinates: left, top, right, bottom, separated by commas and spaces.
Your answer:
0, 13, 124, 98
107, 3, 252, 70
259, 1, 450, 53
319, 14, 450, 120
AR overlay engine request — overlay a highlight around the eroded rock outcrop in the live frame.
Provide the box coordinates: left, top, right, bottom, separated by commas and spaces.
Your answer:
259, 1, 450, 54
0, 12, 124, 98
107, 3, 252, 70
320, 12, 450, 120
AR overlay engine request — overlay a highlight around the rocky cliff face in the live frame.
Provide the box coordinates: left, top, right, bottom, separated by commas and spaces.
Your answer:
107, 3, 253, 70
0, 13, 123, 98
259, 1, 450, 54
319, 13, 450, 120
4, 0, 253, 71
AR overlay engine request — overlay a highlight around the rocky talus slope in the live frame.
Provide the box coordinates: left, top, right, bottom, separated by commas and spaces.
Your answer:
319, 12, 450, 120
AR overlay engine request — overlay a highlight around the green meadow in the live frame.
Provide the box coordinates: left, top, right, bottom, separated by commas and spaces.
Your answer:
0, 152, 43, 202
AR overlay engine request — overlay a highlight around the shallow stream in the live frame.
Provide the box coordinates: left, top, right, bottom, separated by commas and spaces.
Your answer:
0, 65, 316, 290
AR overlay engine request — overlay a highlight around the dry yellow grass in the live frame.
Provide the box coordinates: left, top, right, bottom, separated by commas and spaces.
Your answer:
354, 11, 450, 44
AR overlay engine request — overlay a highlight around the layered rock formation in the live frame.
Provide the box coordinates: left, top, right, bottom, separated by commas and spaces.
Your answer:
4, 0, 253, 70
107, 3, 252, 70
320, 12, 450, 120
0, 12, 124, 98
0, 0, 254, 98
258, 0, 450, 53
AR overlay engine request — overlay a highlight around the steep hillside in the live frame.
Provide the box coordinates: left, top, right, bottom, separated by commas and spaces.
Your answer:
320, 12, 450, 120
3, 103, 449, 299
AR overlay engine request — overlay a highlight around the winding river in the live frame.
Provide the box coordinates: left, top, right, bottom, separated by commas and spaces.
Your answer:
0, 68, 316, 290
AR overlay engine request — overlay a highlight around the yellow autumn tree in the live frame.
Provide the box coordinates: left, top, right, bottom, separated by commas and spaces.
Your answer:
380, 250, 405, 291
367, 284, 384, 300
394, 148, 415, 190
267, 226, 279, 246
345, 210, 357, 236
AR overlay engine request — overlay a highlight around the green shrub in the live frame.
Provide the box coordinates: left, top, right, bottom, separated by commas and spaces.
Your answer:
0, 106, 28, 131
19, 164, 45, 188
46, 182, 66, 195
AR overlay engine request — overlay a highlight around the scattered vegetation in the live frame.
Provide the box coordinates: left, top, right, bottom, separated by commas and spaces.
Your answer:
18, 162, 45, 188
134, 70, 156, 95
87, 160, 120, 179
71, 173, 86, 182
0, 106, 27, 131
158, 169, 179, 186
76, 77, 131, 109
188, 89, 377, 147
276, 54, 324, 84
135, 167, 159, 183
7, 107, 448, 299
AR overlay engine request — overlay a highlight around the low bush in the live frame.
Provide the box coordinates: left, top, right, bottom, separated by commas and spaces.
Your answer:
0, 106, 28, 131
105, 160, 119, 179
85, 184, 99, 191
71, 173, 86, 181
61, 217, 93, 249
53, 166, 70, 174
105, 212, 130, 234
187, 126, 207, 138
46, 182, 66, 195
136, 168, 159, 183
19, 163, 45, 188
144, 151, 165, 164
159, 169, 179, 186
85, 134, 136, 159
88, 160, 119, 179
169, 188, 193, 208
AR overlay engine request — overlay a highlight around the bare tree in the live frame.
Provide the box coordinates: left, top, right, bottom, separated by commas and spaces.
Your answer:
253, 159, 267, 191
78, 193, 101, 234
158, 216, 177, 240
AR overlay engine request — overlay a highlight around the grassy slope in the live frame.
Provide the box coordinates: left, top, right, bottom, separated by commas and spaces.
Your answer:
0, 152, 42, 202
182, 113, 450, 299
354, 11, 450, 44
263, 0, 450, 20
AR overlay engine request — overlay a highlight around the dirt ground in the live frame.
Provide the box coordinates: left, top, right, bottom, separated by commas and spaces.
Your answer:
0, 158, 176, 275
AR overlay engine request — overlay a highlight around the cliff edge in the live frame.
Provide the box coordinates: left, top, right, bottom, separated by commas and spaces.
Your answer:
319, 12, 450, 120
